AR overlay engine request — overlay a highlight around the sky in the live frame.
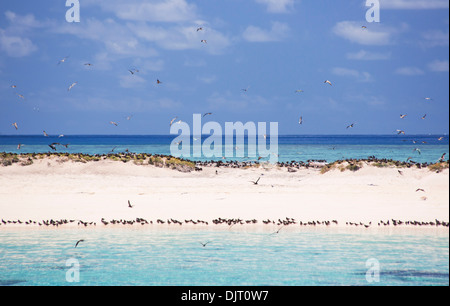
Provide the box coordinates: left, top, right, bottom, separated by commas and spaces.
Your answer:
0, 0, 448, 135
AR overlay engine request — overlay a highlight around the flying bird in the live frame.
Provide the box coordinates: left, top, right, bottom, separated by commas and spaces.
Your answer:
128, 200, 133, 208
75, 240, 84, 248
413, 148, 421, 155
58, 57, 69, 65
84, 63, 93, 66
424, 97, 433, 101
250, 177, 261, 185
43, 131, 49, 137
295, 90, 304, 93
270, 226, 285, 236
438, 137, 444, 141
299, 116, 303, 125
12, 122, 18, 130
48, 144, 57, 151
400, 114, 407, 119
196, 27, 203, 32
68, 82, 78, 91
156, 79, 162, 84
416, 188, 425, 192
17, 144, 23, 150
347, 123, 355, 129
170, 117, 178, 126
201, 40, 207, 44
324, 80, 332, 86
203, 112, 212, 118
396, 130, 405, 135
16, 93, 25, 99
110, 121, 118, 126
200, 241, 211, 247
439, 153, 447, 162
421, 114, 427, 120
126, 115, 133, 121
11, 85, 17, 88
361, 26, 367, 29
128, 68, 139, 75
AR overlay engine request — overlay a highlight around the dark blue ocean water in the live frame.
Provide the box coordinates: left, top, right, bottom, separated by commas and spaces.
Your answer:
0, 135, 448, 163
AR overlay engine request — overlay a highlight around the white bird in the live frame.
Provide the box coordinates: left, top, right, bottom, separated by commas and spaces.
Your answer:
324, 80, 332, 86
413, 148, 421, 155
11, 85, 17, 89
424, 97, 433, 101
110, 121, 118, 126
16, 93, 25, 99
68, 82, 78, 91
396, 130, 405, 135
17, 144, 23, 150
201, 40, 207, 44
58, 134, 65, 138
299, 116, 303, 125
170, 117, 178, 126
12, 122, 18, 130
438, 136, 444, 141
43, 131, 49, 137
58, 57, 69, 65
295, 90, 304, 93
400, 114, 407, 119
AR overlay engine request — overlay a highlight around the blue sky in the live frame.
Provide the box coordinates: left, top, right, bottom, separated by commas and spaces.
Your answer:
0, 0, 448, 135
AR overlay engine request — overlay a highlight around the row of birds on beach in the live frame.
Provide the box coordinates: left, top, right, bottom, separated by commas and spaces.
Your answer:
2, 217, 448, 230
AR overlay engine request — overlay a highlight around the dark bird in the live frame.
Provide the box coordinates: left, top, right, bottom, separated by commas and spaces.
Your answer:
110, 121, 118, 126
84, 63, 93, 66
75, 239, 84, 248
250, 177, 261, 185
396, 130, 405, 135
416, 188, 425, 192
43, 131, 49, 137
156, 79, 162, 84
201, 40, 207, 44
128, 200, 133, 208
128, 68, 139, 75
270, 226, 285, 235
421, 114, 427, 120
48, 144, 57, 151
203, 112, 212, 118
196, 27, 203, 32
398, 170, 403, 175
346, 123, 355, 129
200, 241, 211, 247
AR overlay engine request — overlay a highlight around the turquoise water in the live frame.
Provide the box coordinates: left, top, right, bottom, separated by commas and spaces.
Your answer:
0, 135, 448, 163
0, 228, 448, 286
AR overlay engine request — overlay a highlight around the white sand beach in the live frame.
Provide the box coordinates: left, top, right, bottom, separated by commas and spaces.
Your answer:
0, 157, 448, 228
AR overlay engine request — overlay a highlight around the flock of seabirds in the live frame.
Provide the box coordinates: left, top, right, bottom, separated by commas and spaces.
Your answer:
2, 26, 449, 246
6, 25, 447, 160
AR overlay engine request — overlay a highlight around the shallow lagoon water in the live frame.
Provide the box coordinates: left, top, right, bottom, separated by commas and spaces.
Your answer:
0, 227, 448, 286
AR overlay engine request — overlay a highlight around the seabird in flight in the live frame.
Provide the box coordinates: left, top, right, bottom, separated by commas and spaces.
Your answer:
12, 122, 18, 130
347, 123, 355, 129
203, 112, 212, 118
75, 239, 84, 248
170, 117, 178, 126
68, 82, 78, 91
400, 114, 407, 119
324, 80, 332, 86
110, 121, 118, 126
43, 131, 49, 137
250, 177, 261, 185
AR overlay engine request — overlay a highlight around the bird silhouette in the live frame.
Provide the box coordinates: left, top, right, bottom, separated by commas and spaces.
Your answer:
75, 239, 84, 248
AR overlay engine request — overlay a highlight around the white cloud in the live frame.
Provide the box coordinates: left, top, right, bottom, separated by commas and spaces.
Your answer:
428, 60, 449, 72
0, 29, 38, 57
346, 50, 391, 60
84, 0, 197, 22
332, 67, 373, 82
242, 22, 290, 42
420, 30, 449, 47
333, 21, 403, 45
255, 0, 295, 13
379, 0, 449, 9
394, 67, 425, 76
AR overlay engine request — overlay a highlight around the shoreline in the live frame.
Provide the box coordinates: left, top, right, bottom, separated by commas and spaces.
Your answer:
1, 154, 449, 231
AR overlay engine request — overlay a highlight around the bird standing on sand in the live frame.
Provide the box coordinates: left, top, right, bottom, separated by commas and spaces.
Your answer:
75, 240, 84, 248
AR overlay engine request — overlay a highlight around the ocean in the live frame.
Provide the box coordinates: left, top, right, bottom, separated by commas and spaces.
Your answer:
0, 134, 448, 163
0, 227, 448, 286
